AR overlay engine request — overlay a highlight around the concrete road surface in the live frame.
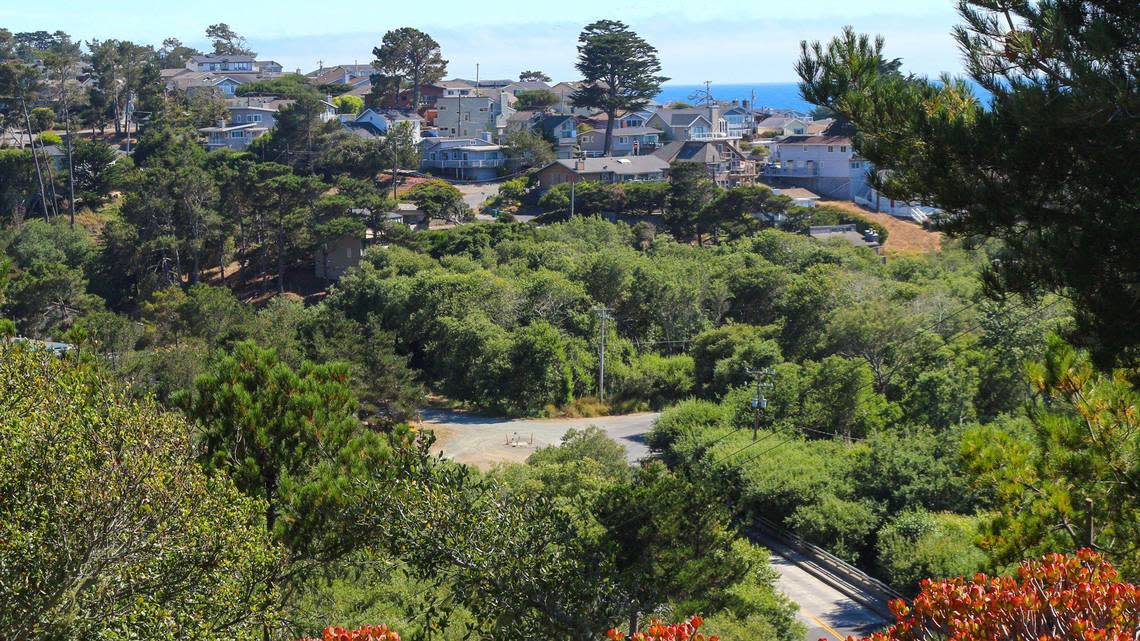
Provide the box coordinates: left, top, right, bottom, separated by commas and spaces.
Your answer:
762, 538, 890, 640
421, 408, 657, 468
421, 407, 889, 640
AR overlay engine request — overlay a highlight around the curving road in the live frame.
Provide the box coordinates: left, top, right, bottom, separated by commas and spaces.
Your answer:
421, 408, 889, 640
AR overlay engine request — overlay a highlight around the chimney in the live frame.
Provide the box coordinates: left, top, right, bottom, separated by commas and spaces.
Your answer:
743, 99, 750, 109
575, 157, 586, 171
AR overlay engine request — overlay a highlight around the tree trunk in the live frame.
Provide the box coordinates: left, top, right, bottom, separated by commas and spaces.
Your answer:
277, 217, 286, 294
412, 69, 421, 112
603, 108, 617, 156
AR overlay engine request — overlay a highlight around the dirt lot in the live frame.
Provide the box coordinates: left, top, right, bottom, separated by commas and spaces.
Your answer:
819, 200, 943, 254
420, 408, 658, 469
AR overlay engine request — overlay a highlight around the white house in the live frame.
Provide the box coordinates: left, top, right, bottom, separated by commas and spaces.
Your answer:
433, 92, 515, 140
420, 135, 506, 181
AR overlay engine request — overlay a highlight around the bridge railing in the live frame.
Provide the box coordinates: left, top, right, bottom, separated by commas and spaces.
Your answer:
750, 515, 903, 621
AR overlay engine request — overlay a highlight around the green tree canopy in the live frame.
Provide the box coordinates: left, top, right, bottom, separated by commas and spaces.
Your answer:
370, 27, 447, 110
570, 20, 668, 155
797, 4, 1140, 366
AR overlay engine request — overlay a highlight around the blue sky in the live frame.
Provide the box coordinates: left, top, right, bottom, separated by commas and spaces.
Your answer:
2, 0, 966, 83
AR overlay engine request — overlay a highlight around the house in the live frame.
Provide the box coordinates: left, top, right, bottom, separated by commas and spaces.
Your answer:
645, 106, 737, 142
348, 108, 423, 142
395, 83, 445, 109
315, 233, 364, 280
502, 80, 552, 95
308, 64, 373, 87
534, 156, 670, 192
849, 157, 938, 223
722, 105, 756, 137
538, 114, 578, 159
807, 224, 881, 253
420, 136, 506, 181
438, 79, 476, 97
773, 187, 820, 208
577, 126, 661, 157
755, 115, 798, 135
185, 54, 258, 73
764, 123, 856, 197
257, 60, 284, 74
433, 92, 515, 140
200, 122, 270, 150
200, 97, 336, 150
550, 81, 595, 116
653, 140, 756, 186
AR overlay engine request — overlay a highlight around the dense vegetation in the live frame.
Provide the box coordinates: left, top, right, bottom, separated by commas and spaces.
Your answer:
3, 2, 1139, 639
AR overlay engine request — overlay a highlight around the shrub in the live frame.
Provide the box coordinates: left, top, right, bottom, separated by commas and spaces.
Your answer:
874, 510, 986, 595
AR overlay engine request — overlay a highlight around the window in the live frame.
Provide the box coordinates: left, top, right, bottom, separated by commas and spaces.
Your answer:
438, 106, 447, 110
828, 145, 834, 152
619, 137, 627, 144
464, 114, 470, 121
429, 152, 435, 160
251, 114, 262, 122
840, 145, 847, 152
230, 131, 244, 138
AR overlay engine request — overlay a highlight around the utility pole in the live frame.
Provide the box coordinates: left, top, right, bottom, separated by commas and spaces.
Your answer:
20, 96, 50, 222
595, 306, 613, 402
746, 367, 776, 440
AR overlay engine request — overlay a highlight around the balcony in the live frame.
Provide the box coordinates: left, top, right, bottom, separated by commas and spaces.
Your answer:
428, 158, 505, 168
764, 164, 819, 177
690, 131, 741, 141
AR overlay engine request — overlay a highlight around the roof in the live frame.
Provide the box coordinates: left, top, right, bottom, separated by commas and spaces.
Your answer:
190, 54, 256, 63
438, 79, 475, 89
773, 187, 820, 200
359, 108, 424, 122
653, 140, 745, 164
200, 122, 265, 133
226, 97, 295, 111
808, 224, 880, 249
778, 133, 853, 145
549, 155, 669, 176
505, 80, 552, 92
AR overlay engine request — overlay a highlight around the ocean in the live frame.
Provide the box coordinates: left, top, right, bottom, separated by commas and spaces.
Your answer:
655, 83, 811, 112
655, 80, 993, 113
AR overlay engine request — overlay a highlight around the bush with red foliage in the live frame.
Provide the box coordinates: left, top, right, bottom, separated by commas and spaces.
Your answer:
858, 549, 1139, 641
606, 615, 720, 641
298, 625, 401, 641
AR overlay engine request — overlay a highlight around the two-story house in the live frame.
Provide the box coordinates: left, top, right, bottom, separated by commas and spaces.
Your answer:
433, 92, 515, 140
764, 123, 856, 197
645, 106, 737, 142
577, 126, 662, 157
539, 114, 578, 159
346, 108, 423, 142
185, 54, 258, 73
722, 105, 756, 138
420, 135, 506, 181
534, 156, 670, 192
653, 140, 756, 186
200, 97, 335, 150
308, 64, 372, 88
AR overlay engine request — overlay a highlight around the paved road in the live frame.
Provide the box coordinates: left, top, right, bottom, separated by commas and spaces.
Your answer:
761, 537, 890, 640
421, 407, 657, 467
421, 408, 889, 640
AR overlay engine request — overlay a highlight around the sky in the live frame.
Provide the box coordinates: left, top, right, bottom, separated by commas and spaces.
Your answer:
2, 0, 967, 84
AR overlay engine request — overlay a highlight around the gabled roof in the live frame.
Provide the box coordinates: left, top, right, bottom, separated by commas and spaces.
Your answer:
777, 120, 855, 145
549, 155, 669, 176
652, 140, 746, 164
504, 80, 552, 92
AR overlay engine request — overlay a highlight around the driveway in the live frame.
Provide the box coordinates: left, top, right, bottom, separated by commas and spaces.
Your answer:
420, 408, 658, 468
